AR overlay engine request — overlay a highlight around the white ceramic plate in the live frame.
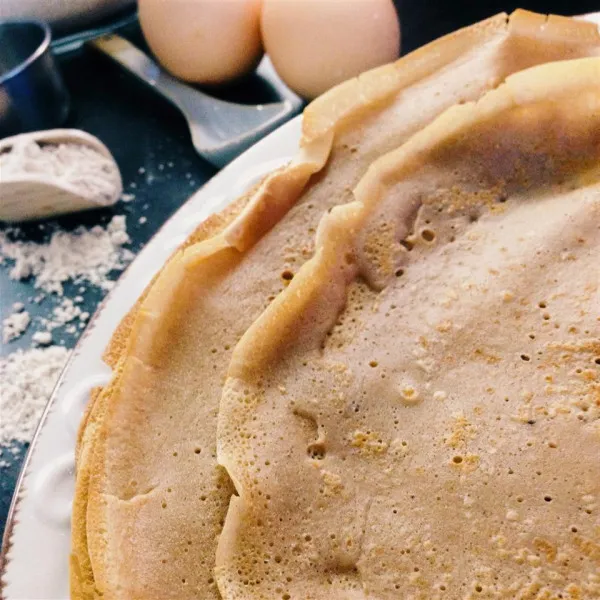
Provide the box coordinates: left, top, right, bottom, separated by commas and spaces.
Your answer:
0, 115, 301, 600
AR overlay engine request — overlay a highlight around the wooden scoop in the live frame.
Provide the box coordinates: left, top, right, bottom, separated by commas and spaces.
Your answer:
0, 129, 122, 222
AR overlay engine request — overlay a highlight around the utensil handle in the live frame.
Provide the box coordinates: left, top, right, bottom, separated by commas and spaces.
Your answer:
89, 35, 213, 114
52, 12, 139, 55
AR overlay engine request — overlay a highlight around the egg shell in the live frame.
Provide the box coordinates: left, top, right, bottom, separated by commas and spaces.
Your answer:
139, 0, 263, 85
261, 0, 401, 100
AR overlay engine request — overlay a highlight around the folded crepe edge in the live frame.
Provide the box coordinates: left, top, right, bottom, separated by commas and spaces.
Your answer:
224, 56, 600, 388
69, 196, 249, 599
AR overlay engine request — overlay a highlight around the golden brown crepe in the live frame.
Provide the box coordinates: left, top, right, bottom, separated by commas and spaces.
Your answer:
71, 11, 600, 600
216, 57, 600, 599
71, 197, 249, 600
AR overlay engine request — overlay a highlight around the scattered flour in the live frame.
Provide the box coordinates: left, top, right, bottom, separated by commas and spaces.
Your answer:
37, 298, 90, 335
0, 346, 70, 445
0, 139, 120, 205
3, 309, 31, 343
50, 297, 82, 328
0, 215, 134, 294
32, 331, 53, 346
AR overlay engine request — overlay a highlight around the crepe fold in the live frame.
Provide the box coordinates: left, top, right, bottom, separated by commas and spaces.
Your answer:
216, 57, 600, 598
71, 11, 600, 600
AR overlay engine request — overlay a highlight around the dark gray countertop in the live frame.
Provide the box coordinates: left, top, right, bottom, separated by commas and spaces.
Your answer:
1, 0, 596, 542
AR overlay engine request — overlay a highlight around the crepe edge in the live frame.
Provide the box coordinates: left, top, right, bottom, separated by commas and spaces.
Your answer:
69, 198, 249, 600
226, 56, 600, 386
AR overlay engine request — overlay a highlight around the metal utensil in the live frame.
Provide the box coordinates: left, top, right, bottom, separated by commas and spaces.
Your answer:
0, 19, 70, 137
89, 34, 303, 168
0, 129, 122, 222
51, 10, 138, 55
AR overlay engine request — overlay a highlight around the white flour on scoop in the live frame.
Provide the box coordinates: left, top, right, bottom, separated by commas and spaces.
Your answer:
0, 215, 134, 295
0, 139, 121, 205
0, 346, 70, 447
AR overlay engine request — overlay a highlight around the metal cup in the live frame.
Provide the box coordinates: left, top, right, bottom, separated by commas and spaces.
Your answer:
0, 19, 70, 137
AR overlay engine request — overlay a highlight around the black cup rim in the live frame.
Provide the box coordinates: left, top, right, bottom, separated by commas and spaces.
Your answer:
0, 19, 52, 85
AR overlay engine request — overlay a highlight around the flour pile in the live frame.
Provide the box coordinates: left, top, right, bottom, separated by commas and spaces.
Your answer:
0, 215, 134, 295
0, 215, 133, 447
0, 346, 70, 446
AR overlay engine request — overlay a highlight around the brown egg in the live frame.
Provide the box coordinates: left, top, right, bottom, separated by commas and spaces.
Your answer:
261, 0, 400, 100
139, 0, 263, 85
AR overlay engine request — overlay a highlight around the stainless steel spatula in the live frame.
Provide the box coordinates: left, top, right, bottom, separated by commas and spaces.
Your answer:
89, 35, 303, 168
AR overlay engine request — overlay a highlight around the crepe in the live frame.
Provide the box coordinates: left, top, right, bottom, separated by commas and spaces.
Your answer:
70, 196, 249, 599
71, 11, 600, 600
216, 57, 600, 598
